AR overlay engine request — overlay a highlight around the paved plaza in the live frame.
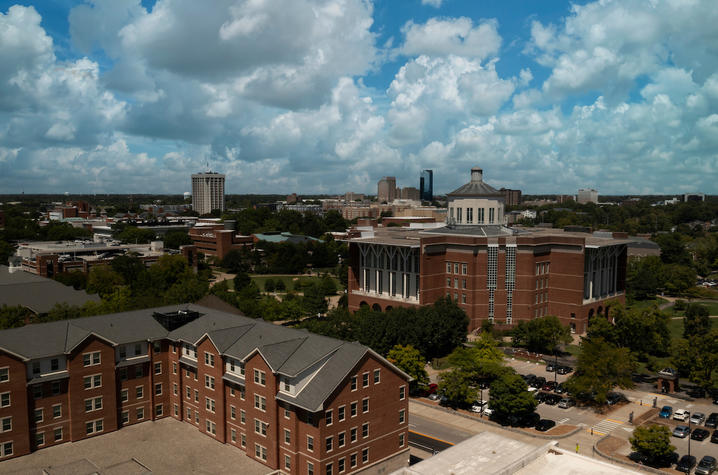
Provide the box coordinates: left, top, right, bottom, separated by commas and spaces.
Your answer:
0, 418, 271, 475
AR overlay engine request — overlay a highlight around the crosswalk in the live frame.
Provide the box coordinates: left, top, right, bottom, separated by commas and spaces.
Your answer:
557, 417, 570, 424
590, 418, 624, 436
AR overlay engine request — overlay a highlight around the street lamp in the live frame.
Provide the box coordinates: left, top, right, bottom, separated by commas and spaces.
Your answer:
688, 415, 691, 457
480, 387, 484, 418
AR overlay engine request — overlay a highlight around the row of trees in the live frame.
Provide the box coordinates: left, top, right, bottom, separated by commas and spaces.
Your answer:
209, 274, 334, 322
296, 298, 468, 361
221, 208, 349, 237
518, 199, 718, 235
221, 239, 347, 276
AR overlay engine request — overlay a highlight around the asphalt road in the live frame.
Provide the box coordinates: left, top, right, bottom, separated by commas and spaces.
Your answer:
407, 413, 474, 453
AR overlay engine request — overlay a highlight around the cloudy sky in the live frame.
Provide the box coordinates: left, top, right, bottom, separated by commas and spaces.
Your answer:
1, 0, 716, 195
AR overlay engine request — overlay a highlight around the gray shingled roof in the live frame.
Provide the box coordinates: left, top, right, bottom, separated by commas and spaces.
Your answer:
448, 180, 503, 197
0, 265, 101, 314
0, 304, 410, 412
277, 342, 368, 412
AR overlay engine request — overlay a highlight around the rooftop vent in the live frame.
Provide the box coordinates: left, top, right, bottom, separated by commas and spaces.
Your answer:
153, 308, 203, 331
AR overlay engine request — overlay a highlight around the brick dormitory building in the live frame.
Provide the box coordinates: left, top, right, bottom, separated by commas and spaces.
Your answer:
347, 167, 629, 334
0, 305, 410, 474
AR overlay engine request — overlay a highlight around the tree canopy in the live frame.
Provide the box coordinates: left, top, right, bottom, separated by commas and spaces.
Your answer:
387, 344, 429, 392
629, 425, 675, 466
511, 315, 572, 354
564, 337, 635, 404
489, 371, 538, 422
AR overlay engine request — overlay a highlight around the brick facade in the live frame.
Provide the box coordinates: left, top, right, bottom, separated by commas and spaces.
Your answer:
348, 229, 627, 334
0, 307, 409, 474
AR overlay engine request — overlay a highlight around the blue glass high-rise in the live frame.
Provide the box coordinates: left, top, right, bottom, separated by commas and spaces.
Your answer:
420, 169, 433, 202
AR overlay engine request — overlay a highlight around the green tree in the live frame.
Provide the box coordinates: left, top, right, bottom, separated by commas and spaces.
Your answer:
233, 272, 252, 291
489, 371, 538, 423
0, 240, 15, 266
222, 249, 249, 274
302, 282, 328, 316
110, 255, 146, 287
447, 334, 506, 385
613, 306, 671, 357
0, 305, 29, 329
319, 275, 338, 295
511, 315, 571, 354
387, 344, 429, 392
672, 329, 718, 391
565, 337, 635, 404
626, 256, 665, 300
629, 425, 675, 466
662, 264, 696, 296
86, 265, 124, 298
654, 232, 692, 266
163, 230, 192, 250
683, 303, 710, 339
264, 278, 275, 292
439, 368, 474, 407
116, 226, 157, 244
274, 279, 286, 292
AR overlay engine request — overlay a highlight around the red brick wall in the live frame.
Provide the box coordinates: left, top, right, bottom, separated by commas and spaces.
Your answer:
196, 338, 226, 443
0, 351, 30, 460
244, 352, 278, 469
28, 378, 70, 451
67, 336, 118, 442
313, 354, 409, 475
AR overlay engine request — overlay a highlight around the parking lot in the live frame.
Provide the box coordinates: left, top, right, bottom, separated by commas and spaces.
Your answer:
0, 417, 271, 475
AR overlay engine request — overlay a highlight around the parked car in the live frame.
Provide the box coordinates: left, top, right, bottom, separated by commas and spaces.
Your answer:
471, 400, 488, 414
606, 392, 626, 406
557, 365, 573, 375
535, 392, 548, 403
428, 393, 440, 401
543, 381, 558, 392
674, 409, 690, 421
545, 394, 561, 405
706, 413, 718, 429
535, 419, 556, 432
695, 455, 717, 475
673, 425, 691, 438
482, 404, 493, 417
555, 383, 567, 394
546, 363, 556, 372
712, 429, 718, 444
691, 412, 706, 425
439, 395, 449, 406
558, 398, 575, 409
677, 455, 697, 474
659, 405, 673, 418
692, 428, 710, 441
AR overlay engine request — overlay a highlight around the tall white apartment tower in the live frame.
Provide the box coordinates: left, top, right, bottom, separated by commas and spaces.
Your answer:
191, 171, 225, 215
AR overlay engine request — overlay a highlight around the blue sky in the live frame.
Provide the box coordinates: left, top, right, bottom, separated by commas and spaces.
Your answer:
0, 0, 716, 196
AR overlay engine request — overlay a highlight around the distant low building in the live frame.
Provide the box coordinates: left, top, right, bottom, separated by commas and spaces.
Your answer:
15, 240, 168, 277
188, 222, 253, 259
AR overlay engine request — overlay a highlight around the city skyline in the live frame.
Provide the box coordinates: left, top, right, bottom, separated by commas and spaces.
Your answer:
0, 0, 716, 196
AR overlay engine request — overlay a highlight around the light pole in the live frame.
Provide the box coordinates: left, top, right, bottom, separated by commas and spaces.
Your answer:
688, 416, 691, 458
480, 387, 484, 418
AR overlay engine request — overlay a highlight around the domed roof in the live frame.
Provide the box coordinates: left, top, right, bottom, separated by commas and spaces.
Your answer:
448, 168, 503, 198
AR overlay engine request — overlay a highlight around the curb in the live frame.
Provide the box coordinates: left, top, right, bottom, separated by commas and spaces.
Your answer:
410, 398, 583, 440
592, 434, 668, 474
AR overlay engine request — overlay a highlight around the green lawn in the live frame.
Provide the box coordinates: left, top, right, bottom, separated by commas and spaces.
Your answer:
666, 314, 718, 340
626, 297, 669, 311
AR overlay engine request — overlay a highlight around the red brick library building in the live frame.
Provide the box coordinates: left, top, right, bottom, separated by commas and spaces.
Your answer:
347, 168, 628, 334
0, 305, 410, 474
